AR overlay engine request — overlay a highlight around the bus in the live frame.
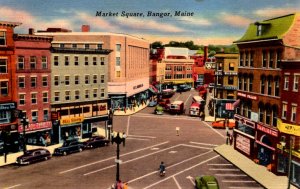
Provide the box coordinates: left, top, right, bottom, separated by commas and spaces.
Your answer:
192, 95, 205, 104
169, 101, 185, 114
189, 102, 200, 116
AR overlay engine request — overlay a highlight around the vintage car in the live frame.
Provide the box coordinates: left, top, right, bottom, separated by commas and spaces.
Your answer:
82, 136, 109, 149
195, 175, 220, 189
169, 101, 185, 114
189, 102, 200, 117
176, 84, 191, 92
16, 148, 51, 165
161, 89, 175, 98
53, 139, 84, 156
211, 120, 236, 129
157, 98, 170, 108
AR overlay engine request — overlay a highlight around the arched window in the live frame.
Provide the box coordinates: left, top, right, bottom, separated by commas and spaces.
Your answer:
259, 102, 265, 123
267, 76, 272, 96
265, 104, 271, 125
243, 73, 248, 91
260, 75, 266, 94
272, 105, 278, 127
274, 76, 280, 96
238, 75, 243, 90
249, 74, 254, 91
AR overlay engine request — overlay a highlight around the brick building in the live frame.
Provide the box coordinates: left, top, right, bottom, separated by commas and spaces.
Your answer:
233, 13, 300, 178
14, 32, 53, 146
0, 21, 21, 154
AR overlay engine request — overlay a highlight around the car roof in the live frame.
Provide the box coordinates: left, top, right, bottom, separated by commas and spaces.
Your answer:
171, 101, 184, 105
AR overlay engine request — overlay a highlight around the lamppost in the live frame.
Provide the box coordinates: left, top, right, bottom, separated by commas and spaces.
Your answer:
111, 132, 125, 181
21, 115, 29, 154
280, 137, 294, 189
108, 109, 114, 141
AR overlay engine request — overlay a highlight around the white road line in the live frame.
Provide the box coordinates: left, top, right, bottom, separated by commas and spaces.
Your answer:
128, 135, 156, 139
126, 116, 130, 135
84, 144, 182, 176
215, 174, 247, 176
202, 121, 226, 139
208, 163, 233, 166
184, 94, 192, 105
143, 155, 220, 189
126, 137, 150, 141
173, 176, 182, 189
59, 141, 169, 174
209, 168, 240, 171
181, 144, 213, 150
128, 150, 214, 184
223, 180, 256, 183
4, 184, 21, 189
190, 141, 219, 147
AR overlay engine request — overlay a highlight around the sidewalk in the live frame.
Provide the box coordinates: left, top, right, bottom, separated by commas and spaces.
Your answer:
214, 144, 297, 189
113, 102, 148, 116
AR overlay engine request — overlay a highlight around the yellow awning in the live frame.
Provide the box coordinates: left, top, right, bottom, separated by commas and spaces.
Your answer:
277, 119, 300, 136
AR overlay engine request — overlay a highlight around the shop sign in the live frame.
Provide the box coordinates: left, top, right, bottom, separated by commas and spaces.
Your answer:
0, 103, 16, 110
250, 112, 258, 122
133, 84, 143, 90
237, 92, 257, 100
257, 124, 278, 137
236, 133, 251, 155
223, 86, 237, 90
51, 111, 60, 120
18, 121, 52, 132
277, 119, 300, 137
224, 71, 238, 76
60, 116, 84, 126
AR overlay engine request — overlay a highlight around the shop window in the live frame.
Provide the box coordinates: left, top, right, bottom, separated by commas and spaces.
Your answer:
292, 162, 300, 188
277, 154, 287, 173
0, 111, 9, 124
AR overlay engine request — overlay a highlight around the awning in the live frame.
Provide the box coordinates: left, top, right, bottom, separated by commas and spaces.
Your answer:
148, 87, 157, 94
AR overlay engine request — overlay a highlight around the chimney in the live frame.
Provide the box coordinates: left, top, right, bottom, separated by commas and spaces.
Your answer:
204, 46, 208, 63
81, 25, 90, 32
29, 28, 35, 35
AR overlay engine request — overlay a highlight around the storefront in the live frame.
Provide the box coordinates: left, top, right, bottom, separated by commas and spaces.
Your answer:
233, 114, 256, 158
59, 116, 84, 143
110, 90, 149, 111
82, 115, 109, 139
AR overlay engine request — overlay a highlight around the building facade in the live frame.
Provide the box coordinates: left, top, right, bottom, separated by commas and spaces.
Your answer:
0, 21, 21, 154
277, 60, 300, 187
233, 13, 300, 178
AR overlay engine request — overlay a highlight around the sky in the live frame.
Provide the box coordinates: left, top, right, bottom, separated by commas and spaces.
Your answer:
1, 0, 300, 45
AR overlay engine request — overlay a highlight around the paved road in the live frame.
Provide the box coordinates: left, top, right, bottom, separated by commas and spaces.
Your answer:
0, 90, 263, 189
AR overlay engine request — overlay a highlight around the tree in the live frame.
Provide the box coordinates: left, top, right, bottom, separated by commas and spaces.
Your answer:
151, 41, 163, 49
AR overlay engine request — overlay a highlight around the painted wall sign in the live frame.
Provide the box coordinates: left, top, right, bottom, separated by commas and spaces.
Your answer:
236, 133, 251, 155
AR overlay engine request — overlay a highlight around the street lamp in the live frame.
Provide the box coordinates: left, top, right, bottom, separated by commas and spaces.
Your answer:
21, 115, 29, 154
280, 137, 293, 189
111, 132, 125, 182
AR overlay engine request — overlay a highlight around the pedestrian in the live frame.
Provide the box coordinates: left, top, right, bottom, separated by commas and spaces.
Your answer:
122, 132, 127, 147
115, 179, 123, 189
229, 134, 233, 145
123, 182, 128, 189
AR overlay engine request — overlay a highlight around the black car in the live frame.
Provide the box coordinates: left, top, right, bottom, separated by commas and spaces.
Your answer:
16, 148, 51, 165
82, 136, 109, 149
53, 139, 84, 156
176, 84, 191, 92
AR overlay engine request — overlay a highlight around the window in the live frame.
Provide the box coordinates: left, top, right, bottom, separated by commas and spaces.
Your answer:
85, 75, 90, 84
272, 107, 278, 127
267, 78, 272, 95
291, 105, 297, 122
19, 77, 25, 88
284, 76, 289, 90
65, 91, 70, 101
32, 111, 38, 123
42, 56, 47, 69
259, 106, 264, 122
266, 107, 271, 125
60, 44, 65, 48
0, 81, 8, 96
275, 78, 280, 96
93, 57, 97, 65
276, 50, 282, 69
186, 74, 192, 78
228, 76, 234, 85
31, 93, 37, 104
42, 92, 48, 103
74, 56, 79, 66
54, 56, 59, 66
249, 76, 253, 91
85, 57, 89, 65
43, 110, 49, 121
257, 24, 262, 36
0, 111, 9, 124
0, 31, 6, 46
93, 75, 97, 84
244, 76, 248, 91
100, 57, 105, 65
229, 62, 235, 71
116, 57, 120, 66
64, 56, 69, 66
293, 75, 299, 92
239, 52, 244, 66
250, 51, 254, 67
85, 90, 89, 99
75, 90, 80, 100
176, 66, 183, 71
54, 92, 60, 102
100, 88, 105, 97
165, 74, 171, 79
75, 75, 80, 85
19, 94, 25, 105
238, 76, 242, 90
54, 76, 60, 86
260, 76, 265, 94
42, 76, 48, 87
0, 59, 7, 73
245, 52, 249, 67
165, 66, 171, 71
262, 51, 267, 68
30, 56, 36, 69
97, 44, 102, 49
116, 71, 121, 77
269, 51, 273, 68
116, 44, 121, 52
93, 89, 98, 98
31, 77, 37, 88
282, 103, 287, 119
186, 66, 192, 71
85, 44, 89, 49
72, 44, 77, 48
65, 76, 70, 85
100, 75, 105, 83
18, 56, 25, 70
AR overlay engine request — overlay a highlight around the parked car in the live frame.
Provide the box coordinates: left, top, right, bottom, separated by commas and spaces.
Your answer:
148, 100, 157, 107
15, 148, 51, 165
82, 136, 109, 149
176, 84, 191, 92
158, 98, 170, 108
211, 120, 236, 129
161, 89, 175, 98
195, 175, 220, 189
53, 139, 84, 156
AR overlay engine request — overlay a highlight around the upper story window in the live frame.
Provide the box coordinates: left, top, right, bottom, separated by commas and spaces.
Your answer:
262, 51, 267, 68
116, 44, 121, 52
42, 76, 48, 87
42, 56, 47, 69
65, 76, 70, 85
100, 75, 105, 83
0, 81, 8, 96
282, 103, 287, 119
30, 56, 36, 69
260, 76, 265, 94
293, 75, 299, 92
274, 77, 280, 96
75, 75, 80, 85
291, 105, 297, 122
228, 76, 234, 85
64, 56, 69, 66
284, 75, 289, 90
19, 77, 25, 88
85, 57, 89, 66
249, 75, 253, 91
85, 44, 89, 49
54, 76, 60, 86
267, 77, 272, 95
0, 31, 6, 46
18, 56, 25, 70
100, 57, 105, 65
257, 24, 262, 36
238, 76, 243, 90
74, 56, 79, 66
217, 63, 222, 71
60, 44, 65, 48
97, 44, 103, 50
93, 57, 97, 65
116, 57, 120, 66
245, 52, 249, 67
0, 59, 7, 74
186, 66, 192, 71
54, 56, 59, 66
72, 44, 77, 48
229, 62, 235, 71
269, 50, 274, 68
276, 50, 282, 69
85, 75, 90, 84
31, 77, 37, 88
176, 66, 183, 71
239, 52, 244, 67
250, 51, 254, 67
165, 66, 172, 71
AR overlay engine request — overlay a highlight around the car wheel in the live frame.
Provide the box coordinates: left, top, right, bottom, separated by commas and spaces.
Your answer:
91, 145, 94, 148
79, 148, 83, 152
63, 151, 67, 156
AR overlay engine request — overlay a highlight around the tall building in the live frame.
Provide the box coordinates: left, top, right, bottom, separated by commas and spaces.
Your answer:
233, 13, 300, 179
14, 31, 53, 146
0, 21, 21, 153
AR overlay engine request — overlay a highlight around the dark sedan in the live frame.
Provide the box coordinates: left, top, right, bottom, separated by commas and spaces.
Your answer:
53, 139, 84, 156
82, 136, 109, 149
16, 148, 51, 165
